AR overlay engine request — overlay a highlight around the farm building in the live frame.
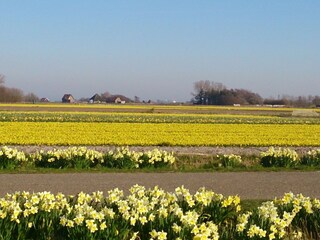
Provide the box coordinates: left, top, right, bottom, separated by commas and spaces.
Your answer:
62, 94, 75, 103
40, 98, 50, 102
105, 95, 132, 104
88, 94, 103, 103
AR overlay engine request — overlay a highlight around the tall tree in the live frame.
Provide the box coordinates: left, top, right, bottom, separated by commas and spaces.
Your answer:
100, 91, 111, 101
0, 74, 24, 102
134, 96, 141, 103
312, 96, 320, 106
5, 88, 24, 102
0, 74, 5, 85
192, 81, 262, 105
24, 93, 40, 103
193, 80, 226, 105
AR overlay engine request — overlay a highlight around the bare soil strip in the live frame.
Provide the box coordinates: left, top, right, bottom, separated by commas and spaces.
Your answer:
1, 172, 319, 199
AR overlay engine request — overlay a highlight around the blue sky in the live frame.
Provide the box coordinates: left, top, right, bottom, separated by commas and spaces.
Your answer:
1, 1, 319, 102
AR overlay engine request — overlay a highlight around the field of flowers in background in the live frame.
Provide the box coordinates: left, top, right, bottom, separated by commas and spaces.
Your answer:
1, 122, 320, 146
1, 104, 320, 146
0, 104, 320, 239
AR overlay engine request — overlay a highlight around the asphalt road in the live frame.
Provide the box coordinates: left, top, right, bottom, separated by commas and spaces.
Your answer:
1, 171, 319, 199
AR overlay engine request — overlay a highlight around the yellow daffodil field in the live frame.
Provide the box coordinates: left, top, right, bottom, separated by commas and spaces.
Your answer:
1, 104, 320, 146
1, 122, 320, 146
1, 104, 320, 239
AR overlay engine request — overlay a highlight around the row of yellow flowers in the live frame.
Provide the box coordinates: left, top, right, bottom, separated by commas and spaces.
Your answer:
2, 146, 320, 170
0, 111, 287, 124
0, 146, 175, 170
0, 185, 319, 239
2, 110, 320, 124
1, 122, 320, 146
218, 147, 320, 167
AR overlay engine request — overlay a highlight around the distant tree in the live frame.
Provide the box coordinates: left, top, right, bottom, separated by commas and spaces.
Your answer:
0, 74, 6, 102
312, 96, 320, 106
217, 89, 245, 105
5, 88, 24, 102
24, 92, 40, 103
100, 91, 111, 101
0, 85, 6, 102
0, 74, 5, 85
192, 81, 262, 105
281, 95, 320, 107
193, 88, 206, 104
233, 89, 263, 105
134, 96, 140, 103
78, 97, 90, 102
192, 80, 226, 105
263, 98, 289, 106
193, 80, 225, 94
0, 75, 24, 102
294, 96, 309, 107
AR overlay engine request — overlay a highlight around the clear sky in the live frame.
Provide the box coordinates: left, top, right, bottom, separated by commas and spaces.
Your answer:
1, 1, 319, 102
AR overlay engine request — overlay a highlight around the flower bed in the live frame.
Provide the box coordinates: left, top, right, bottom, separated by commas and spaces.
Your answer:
0, 146, 175, 170
2, 146, 320, 170
0, 186, 319, 239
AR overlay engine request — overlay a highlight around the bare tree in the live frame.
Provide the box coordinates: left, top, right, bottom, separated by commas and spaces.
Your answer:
0, 75, 25, 102
192, 80, 226, 104
100, 91, 112, 101
312, 96, 320, 106
0, 85, 6, 102
24, 92, 40, 103
0, 74, 5, 85
134, 96, 140, 103
5, 88, 24, 102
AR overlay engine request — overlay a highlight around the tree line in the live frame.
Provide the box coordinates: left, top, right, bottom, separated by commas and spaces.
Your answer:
1, 74, 320, 107
192, 80, 320, 107
0, 75, 39, 103
192, 80, 263, 105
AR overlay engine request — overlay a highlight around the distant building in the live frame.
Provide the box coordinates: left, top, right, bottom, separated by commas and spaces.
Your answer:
62, 94, 75, 103
105, 95, 132, 104
88, 94, 102, 103
40, 98, 50, 102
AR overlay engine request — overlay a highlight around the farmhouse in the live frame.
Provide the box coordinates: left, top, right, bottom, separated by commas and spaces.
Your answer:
105, 95, 132, 104
40, 98, 50, 102
88, 94, 102, 103
62, 94, 75, 103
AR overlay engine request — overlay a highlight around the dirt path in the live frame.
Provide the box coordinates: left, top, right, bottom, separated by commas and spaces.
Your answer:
1, 172, 319, 199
